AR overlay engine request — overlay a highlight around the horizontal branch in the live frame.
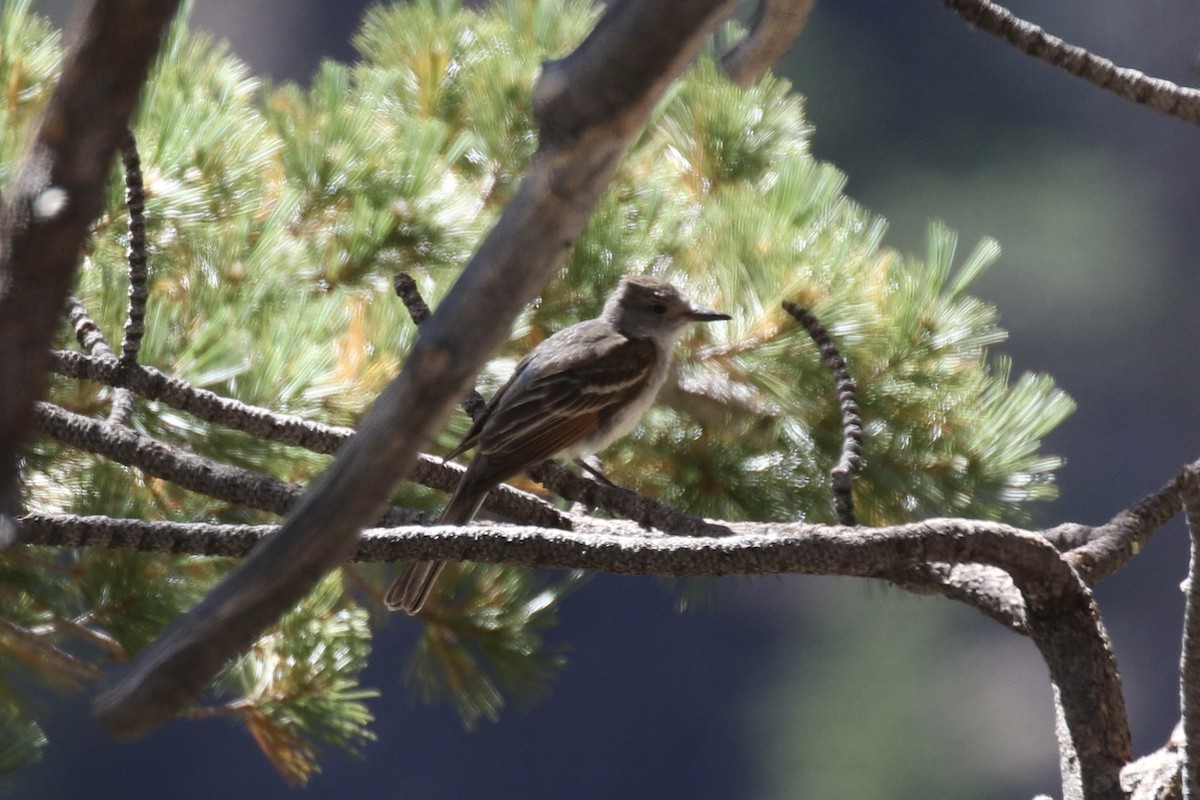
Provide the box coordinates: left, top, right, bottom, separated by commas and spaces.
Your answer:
24, 505, 1130, 795
30, 402, 425, 527
48, 350, 569, 529
942, 0, 1200, 127
24, 511, 1076, 585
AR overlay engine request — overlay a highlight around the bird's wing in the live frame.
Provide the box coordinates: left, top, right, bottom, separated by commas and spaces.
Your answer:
443, 355, 533, 462
473, 334, 658, 476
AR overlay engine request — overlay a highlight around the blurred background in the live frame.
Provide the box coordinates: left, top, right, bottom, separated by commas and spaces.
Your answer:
14, 0, 1200, 797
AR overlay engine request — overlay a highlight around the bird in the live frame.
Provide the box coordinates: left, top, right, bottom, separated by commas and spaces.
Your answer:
385, 275, 731, 614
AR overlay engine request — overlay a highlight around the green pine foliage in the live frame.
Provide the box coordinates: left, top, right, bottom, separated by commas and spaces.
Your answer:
406, 564, 585, 728
0, 0, 1073, 780
217, 572, 377, 784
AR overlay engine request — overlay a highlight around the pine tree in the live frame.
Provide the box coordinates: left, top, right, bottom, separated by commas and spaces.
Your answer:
0, 0, 1072, 782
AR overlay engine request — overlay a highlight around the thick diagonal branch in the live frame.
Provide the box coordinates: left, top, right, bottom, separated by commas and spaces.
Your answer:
93, 0, 743, 740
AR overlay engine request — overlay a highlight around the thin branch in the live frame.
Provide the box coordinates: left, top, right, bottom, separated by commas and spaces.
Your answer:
47, 350, 570, 529
1120, 723, 1183, 800
1048, 461, 1192, 586
64, 297, 135, 426
0, 0, 182, 539
65, 296, 116, 361
394, 272, 488, 422
941, 0, 1200, 127
529, 460, 729, 535
720, 0, 814, 87
1178, 468, 1200, 798
93, 0, 743, 740
22, 514, 279, 559
0, 615, 104, 685
39, 613, 126, 659
782, 301, 863, 525
119, 129, 149, 368
30, 402, 426, 527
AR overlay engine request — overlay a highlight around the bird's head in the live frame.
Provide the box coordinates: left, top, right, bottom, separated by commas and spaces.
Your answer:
603, 275, 730, 340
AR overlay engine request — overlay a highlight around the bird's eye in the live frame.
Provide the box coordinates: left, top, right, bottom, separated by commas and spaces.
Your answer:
651, 302, 668, 314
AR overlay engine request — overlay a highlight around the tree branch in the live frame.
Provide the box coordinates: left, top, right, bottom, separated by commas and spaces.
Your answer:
1120, 724, 1183, 800
118, 130, 149, 370
1045, 461, 1192, 586
720, 0, 814, 87
14, 512, 1067, 577
1019, 574, 1130, 799
941, 0, 1200, 127
64, 297, 134, 426
891, 561, 1027, 632
47, 350, 570, 529
30, 402, 426, 527
92, 0, 743, 740
1178, 470, 1200, 797
0, 0, 181, 539
782, 301, 863, 526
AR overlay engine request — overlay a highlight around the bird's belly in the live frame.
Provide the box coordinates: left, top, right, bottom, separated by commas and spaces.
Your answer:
563, 375, 664, 458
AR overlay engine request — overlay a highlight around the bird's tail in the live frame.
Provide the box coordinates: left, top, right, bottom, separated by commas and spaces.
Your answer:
384, 479, 487, 615
384, 560, 445, 615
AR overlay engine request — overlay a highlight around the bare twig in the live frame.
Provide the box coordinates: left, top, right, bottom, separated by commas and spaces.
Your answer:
65, 296, 116, 361
720, 0, 814, 86
0, 0, 182, 540
529, 460, 729, 535
119, 129, 148, 368
394, 272, 488, 421
942, 0, 1200, 127
93, 0, 743, 739
64, 296, 135, 426
22, 514, 280, 559
782, 301, 863, 525
0, 615, 104, 685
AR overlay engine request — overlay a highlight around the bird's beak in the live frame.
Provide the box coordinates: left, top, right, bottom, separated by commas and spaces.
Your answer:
688, 306, 732, 323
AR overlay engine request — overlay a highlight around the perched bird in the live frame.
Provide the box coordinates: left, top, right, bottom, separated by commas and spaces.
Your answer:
385, 275, 730, 614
